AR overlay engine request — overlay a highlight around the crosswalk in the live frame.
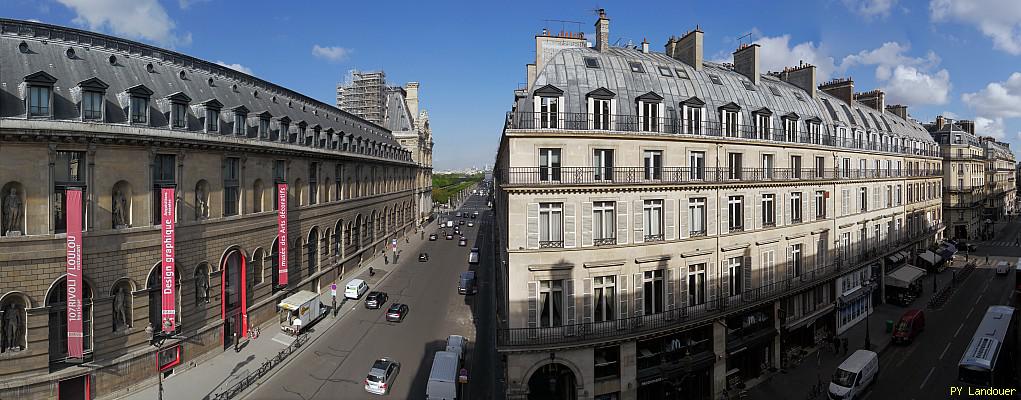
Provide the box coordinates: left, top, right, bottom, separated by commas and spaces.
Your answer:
977, 240, 1019, 247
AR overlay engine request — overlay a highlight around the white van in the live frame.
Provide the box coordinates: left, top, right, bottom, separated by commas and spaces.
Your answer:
345, 278, 369, 299
426, 351, 458, 400
445, 335, 467, 362
995, 261, 1010, 275
829, 349, 879, 400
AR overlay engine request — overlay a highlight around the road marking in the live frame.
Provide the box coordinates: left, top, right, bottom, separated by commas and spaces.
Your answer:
939, 342, 952, 360
919, 366, 935, 389
965, 307, 975, 320
954, 323, 964, 338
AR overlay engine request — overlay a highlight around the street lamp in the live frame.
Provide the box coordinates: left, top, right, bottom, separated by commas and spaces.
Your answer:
147, 326, 183, 400
863, 278, 875, 351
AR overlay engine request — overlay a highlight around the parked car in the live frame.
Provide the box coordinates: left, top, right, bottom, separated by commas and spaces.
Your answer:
467, 221, 474, 227
364, 358, 401, 395
468, 247, 480, 264
445, 233, 454, 240
459, 220, 465, 226
892, 309, 925, 344
458, 238, 468, 247
458, 271, 477, 295
995, 261, 1010, 275
455, 212, 462, 217
419, 253, 429, 262
365, 291, 388, 309
345, 279, 369, 300
428, 233, 438, 241
385, 303, 409, 322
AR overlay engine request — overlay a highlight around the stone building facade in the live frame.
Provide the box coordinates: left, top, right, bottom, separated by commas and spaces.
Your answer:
493, 11, 943, 400
0, 19, 422, 400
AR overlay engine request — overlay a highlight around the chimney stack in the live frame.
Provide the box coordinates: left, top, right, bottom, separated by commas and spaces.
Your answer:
780, 63, 817, 98
960, 120, 975, 135
641, 38, 649, 54
595, 9, 609, 52
886, 104, 908, 120
819, 77, 854, 105
669, 27, 703, 71
935, 115, 945, 130
733, 43, 760, 85
853, 89, 885, 112
405, 82, 419, 118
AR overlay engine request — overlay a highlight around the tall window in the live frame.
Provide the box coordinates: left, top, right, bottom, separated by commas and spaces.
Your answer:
783, 118, 798, 141
808, 121, 820, 144
644, 150, 662, 180
259, 116, 270, 138
841, 158, 851, 178
593, 201, 616, 245
859, 187, 868, 212
762, 194, 776, 227
761, 250, 776, 285
539, 280, 563, 327
790, 192, 802, 223
728, 196, 743, 232
815, 156, 825, 178
688, 263, 707, 306
539, 97, 559, 129
206, 109, 219, 132
791, 155, 802, 179
28, 85, 52, 117
223, 157, 240, 216
592, 98, 611, 130
593, 276, 615, 322
593, 149, 614, 181
689, 151, 705, 180
82, 91, 103, 121
130, 96, 148, 124
689, 198, 706, 236
761, 154, 774, 179
685, 105, 703, 134
539, 202, 563, 247
790, 244, 803, 278
722, 110, 739, 137
54, 151, 87, 234
815, 191, 826, 218
171, 102, 187, 128
639, 101, 659, 132
233, 111, 247, 135
152, 154, 175, 225
309, 162, 319, 205
727, 256, 743, 295
538, 148, 561, 182
755, 114, 771, 139
728, 153, 743, 180
896, 185, 902, 205
643, 200, 663, 241
643, 270, 665, 314
885, 185, 892, 207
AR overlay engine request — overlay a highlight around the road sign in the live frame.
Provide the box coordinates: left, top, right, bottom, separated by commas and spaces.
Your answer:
330, 283, 337, 297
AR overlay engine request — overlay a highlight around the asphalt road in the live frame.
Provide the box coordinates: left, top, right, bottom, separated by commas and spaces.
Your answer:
246, 194, 488, 400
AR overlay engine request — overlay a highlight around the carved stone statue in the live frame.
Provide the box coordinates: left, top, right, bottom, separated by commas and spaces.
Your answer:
195, 186, 209, 220
112, 286, 130, 331
1, 302, 24, 352
196, 272, 209, 303
2, 188, 23, 236
112, 190, 128, 228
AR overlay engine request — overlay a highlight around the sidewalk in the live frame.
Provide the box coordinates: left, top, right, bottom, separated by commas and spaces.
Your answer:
747, 266, 949, 400
112, 222, 434, 400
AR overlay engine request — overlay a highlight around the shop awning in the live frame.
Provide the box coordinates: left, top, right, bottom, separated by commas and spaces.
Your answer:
784, 304, 836, 330
944, 243, 958, 254
938, 248, 955, 259
886, 250, 910, 264
918, 250, 942, 265
886, 265, 927, 289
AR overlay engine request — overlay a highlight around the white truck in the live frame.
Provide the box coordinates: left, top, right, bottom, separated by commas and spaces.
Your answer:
278, 290, 323, 335
426, 351, 459, 400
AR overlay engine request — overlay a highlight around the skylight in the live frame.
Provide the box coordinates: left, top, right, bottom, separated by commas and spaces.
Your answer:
768, 85, 782, 97
675, 69, 690, 79
793, 91, 805, 102
742, 80, 756, 91
709, 74, 723, 85
629, 61, 645, 73
584, 57, 600, 69
658, 66, 672, 77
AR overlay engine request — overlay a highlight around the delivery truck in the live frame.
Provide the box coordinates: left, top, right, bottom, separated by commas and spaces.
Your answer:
278, 290, 324, 335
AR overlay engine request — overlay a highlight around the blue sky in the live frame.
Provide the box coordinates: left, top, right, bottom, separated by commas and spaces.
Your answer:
7, 0, 1021, 169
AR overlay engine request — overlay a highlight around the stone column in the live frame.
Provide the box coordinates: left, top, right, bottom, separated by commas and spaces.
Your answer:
772, 302, 782, 369
713, 319, 728, 399
619, 340, 637, 400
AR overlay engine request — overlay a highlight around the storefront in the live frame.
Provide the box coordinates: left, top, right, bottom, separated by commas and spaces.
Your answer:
917, 250, 945, 273
636, 327, 715, 400
836, 266, 873, 335
884, 265, 926, 306
725, 308, 775, 387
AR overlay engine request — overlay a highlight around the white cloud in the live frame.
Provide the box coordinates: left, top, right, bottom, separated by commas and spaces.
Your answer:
753, 34, 838, 79
55, 0, 190, 47
975, 116, 1006, 138
214, 61, 253, 75
843, 0, 897, 18
312, 45, 352, 62
941, 111, 959, 119
931, 0, 1021, 55
882, 65, 952, 105
962, 72, 1021, 118
178, 0, 211, 9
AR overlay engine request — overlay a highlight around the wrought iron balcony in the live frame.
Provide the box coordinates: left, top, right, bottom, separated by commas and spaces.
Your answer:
594, 237, 617, 246
539, 240, 564, 248
498, 166, 943, 187
644, 234, 665, 242
727, 225, 744, 233
688, 230, 707, 237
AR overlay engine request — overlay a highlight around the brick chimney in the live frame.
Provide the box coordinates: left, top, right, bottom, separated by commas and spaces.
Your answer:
886, 104, 908, 120
780, 62, 816, 98
819, 77, 854, 105
595, 8, 609, 52
406, 82, 419, 117
854, 89, 885, 112
669, 27, 703, 71
733, 43, 760, 85
935, 115, 945, 130
960, 120, 975, 134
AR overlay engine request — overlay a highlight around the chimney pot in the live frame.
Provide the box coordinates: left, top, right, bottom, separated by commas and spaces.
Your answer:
670, 27, 703, 71
733, 43, 760, 85
595, 9, 610, 52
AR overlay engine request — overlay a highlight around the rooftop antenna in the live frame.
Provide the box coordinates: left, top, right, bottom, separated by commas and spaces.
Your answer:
736, 31, 753, 47
541, 19, 583, 36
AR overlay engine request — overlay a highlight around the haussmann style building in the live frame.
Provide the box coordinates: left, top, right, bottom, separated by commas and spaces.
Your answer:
493, 10, 944, 400
0, 18, 431, 400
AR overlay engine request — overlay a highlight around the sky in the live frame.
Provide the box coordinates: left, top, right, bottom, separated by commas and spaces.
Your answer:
6, 0, 1021, 169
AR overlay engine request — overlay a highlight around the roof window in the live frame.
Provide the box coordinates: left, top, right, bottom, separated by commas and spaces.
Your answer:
708, 74, 723, 85
742, 80, 756, 91
629, 61, 645, 73
793, 91, 805, 102
768, 85, 782, 97
657, 66, 672, 77
675, 69, 690, 79
584, 57, 600, 68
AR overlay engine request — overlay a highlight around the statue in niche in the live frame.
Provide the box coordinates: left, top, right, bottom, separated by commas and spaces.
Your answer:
1, 302, 24, 352
2, 188, 23, 236
195, 272, 209, 303
112, 190, 128, 228
195, 186, 209, 220
112, 286, 130, 331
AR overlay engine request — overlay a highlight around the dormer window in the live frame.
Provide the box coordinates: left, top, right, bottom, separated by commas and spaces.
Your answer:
533, 85, 564, 129
276, 116, 291, 142
125, 84, 154, 125
312, 125, 322, 147
232, 105, 249, 135
166, 92, 191, 129
77, 77, 108, 122
297, 121, 307, 141
681, 96, 706, 135
25, 71, 57, 119
586, 87, 615, 130
719, 102, 742, 137
200, 99, 223, 133
806, 117, 822, 144
782, 112, 800, 142
637, 92, 663, 133
753, 107, 773, 140
254, 111, 272, 139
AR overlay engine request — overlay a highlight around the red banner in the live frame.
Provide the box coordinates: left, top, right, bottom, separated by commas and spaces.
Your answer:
277, 183, 288, 286
65, 189, 84, 359
161, 188, 176, 333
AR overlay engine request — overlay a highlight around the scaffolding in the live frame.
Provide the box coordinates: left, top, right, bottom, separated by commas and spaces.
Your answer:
337, 70, 387, 126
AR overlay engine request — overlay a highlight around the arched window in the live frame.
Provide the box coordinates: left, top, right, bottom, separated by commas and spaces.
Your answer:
147, 264, 180, 332
307, 227, 320, 276
334, 220, 343, 256
47, 277, 93, 367
251, 248, 265, 286
253, 179, 265, 213
270, 239, 281, 292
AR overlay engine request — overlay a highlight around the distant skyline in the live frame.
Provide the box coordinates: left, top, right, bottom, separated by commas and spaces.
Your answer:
7, 0, 1021, 168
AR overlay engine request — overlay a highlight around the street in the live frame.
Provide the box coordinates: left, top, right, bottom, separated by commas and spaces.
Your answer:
246, 192, 493, 400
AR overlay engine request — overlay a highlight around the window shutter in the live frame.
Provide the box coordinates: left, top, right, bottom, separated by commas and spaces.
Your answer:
582, 202, 593, 247
872, 186, 879, 211
722, 259, 730, 299
665, 268, 675, 312
557, 96, 565, 127
582, 278, 592, 324
756, 195, 763, 229
587, 97, 594, 129
564, 202, 576, 248
744, 200, 753, 232
779, 193, 787, 226
527, 281, 538, 329
610, 99, 617, 129
658, 103, 665, 132
637, 101, 645, 131
706, 195, 717, 236
841, 190, 849, 216
810, 194, 817, 221
708, 261, 717, 305
633, 200, 644, 243
633, 273, 644, 317
743, 256, 753, 297
616, 201, 628, 244
526, 203, 539, 249
678, 266, 688, 310
679, 198, 689, 239
720, 199, 729, 234
532, 96, 540, 127
786, 246, 794, 281
565, 279, 576, 335
664, 199, 676, 240
617, 275, 628, 330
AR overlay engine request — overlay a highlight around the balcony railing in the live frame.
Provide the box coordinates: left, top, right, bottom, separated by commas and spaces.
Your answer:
539, 240, 564, 248
594, 237, 617, 246
497, 224, 944, 349
644, 234, 665, 242
506, 111, 943, 158
499, 167, 943, 186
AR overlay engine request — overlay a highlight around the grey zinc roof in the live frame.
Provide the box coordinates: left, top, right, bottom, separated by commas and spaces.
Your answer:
525, 46, 934, 143
0, 19, 403, 149
383, 88, 414, 133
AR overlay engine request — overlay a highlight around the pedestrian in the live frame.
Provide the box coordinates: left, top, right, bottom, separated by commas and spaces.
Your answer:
832, 335, 840, 354
233, 331, 239, 352
384, 254, 389, 264
292, 317, 302, 335
332, 297, 337, 317
985, 255, 989, 264
842, 338, 848, 355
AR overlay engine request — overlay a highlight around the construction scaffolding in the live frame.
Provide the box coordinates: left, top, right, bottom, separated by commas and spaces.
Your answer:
337, 70, 387, 126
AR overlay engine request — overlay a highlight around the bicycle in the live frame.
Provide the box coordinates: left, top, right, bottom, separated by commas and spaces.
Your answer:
249, 325, 261, 339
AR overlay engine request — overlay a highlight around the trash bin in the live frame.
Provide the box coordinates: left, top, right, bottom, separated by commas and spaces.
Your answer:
885, 320, 894, 333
